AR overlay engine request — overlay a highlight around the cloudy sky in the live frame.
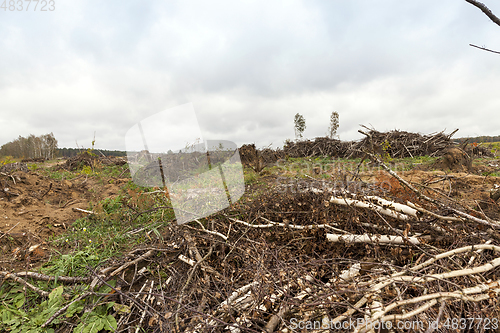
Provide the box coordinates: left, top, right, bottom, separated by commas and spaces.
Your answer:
1, 0, 499, 151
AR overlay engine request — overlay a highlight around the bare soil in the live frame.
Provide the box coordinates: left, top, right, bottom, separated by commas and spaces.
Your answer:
0, 160, 128, 270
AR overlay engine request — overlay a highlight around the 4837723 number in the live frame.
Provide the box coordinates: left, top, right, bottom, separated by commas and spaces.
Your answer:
442, 318, 499, 330
1, 0, 55, 11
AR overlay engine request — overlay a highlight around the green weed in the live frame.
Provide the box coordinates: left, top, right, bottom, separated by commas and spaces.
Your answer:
0, 156, 15, 166
0, 282, 118, 332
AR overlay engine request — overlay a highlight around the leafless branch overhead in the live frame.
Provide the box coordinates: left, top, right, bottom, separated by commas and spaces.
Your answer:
465, 0, 500, 27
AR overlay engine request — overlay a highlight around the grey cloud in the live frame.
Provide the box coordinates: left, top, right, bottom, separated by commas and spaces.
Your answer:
1, 0, 500, 150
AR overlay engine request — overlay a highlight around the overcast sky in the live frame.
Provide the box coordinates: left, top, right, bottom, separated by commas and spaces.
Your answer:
1, 0, 499, 151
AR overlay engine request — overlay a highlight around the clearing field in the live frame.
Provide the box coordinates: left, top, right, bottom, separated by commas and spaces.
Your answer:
0, 145, 499, 332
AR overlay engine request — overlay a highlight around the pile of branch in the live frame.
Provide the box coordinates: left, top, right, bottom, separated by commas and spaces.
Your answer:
21, 157, 46, 163
283, 137, 355, 158
6, 153, 500, 332
354, 126, 458, 158
0, 162, 28, 174
470, 144, 495, 157
62, 151, 98, 171
239, 128, 461, 170
239, 144, 285, 171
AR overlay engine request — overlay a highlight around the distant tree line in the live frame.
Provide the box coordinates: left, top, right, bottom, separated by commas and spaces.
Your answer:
454, 135, 500, 144
0, 133, 58, 159
57, 148, 127, 158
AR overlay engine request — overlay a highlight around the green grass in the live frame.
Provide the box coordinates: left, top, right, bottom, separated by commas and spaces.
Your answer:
39, 168, 81, 180
38, 161, 129, 182
243, 167, 260, 185
265, 155, 440, 178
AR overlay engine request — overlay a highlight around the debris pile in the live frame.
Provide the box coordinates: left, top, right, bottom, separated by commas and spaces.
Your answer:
21, 157, 46, 163
63, 151, 98, 171
4, 153, 500, 332
61, 151, 128, 171
239, 144, 285, 171
239, 128, 460, 168
0, 162, 28, 173
283, 137, 354, 158
470, 144, 495, 157
354, 127, 458, 158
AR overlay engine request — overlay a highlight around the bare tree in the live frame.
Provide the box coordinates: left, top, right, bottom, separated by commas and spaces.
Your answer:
294, 113, 306, 139
327, 111, 339, 139
0, 133, 58, 159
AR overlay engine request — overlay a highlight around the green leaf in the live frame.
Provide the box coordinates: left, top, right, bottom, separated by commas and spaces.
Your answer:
74, 317, 104, 333
65, 299, 85, 318
102, 314, 117, 331
1, 308, 13, 323
98, 280, 116, 294
31, 286, 64, 325
112, 303, 130, 315
48, 286, 64, 306
14, 293, 25, 308
0, 307, 25, 325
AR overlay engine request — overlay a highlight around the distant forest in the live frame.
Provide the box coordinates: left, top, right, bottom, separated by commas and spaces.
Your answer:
0, 133, 58, 159
57, 148, 127, 158
454, 135, 500, 144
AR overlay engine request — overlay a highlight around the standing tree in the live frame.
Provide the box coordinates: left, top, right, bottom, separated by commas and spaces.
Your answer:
327, 111, 339, 139
0, 133, 58, 159
294, 113, 306, 139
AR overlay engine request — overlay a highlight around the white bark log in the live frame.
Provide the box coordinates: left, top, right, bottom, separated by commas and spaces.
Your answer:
330, 197, 413, 221
327, 233, 422, 245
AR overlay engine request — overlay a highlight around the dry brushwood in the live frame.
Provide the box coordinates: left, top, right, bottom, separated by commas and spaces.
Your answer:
240, 127, 460, 168
356, 126, 458, 158
4, 134, 500, 332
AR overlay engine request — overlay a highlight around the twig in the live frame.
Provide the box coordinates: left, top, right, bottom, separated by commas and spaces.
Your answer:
175, 234, 214, 331
136, 280, 154, 333
183, 219, 228, 241
108, 250, 155, 279
406, 201, 462, 222
90, 250, 156, 291
0, 222, 21, 240
41, 183, 52, 198
0, 272, 72, 299
14, 271, 91, 283
425, 300, 446, 333
41, 291, 92, 328
330, 196, 414, 221
72, 207, 95, 215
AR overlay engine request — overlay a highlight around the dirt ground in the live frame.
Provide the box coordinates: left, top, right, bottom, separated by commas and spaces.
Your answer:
0, 160, 129, 270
